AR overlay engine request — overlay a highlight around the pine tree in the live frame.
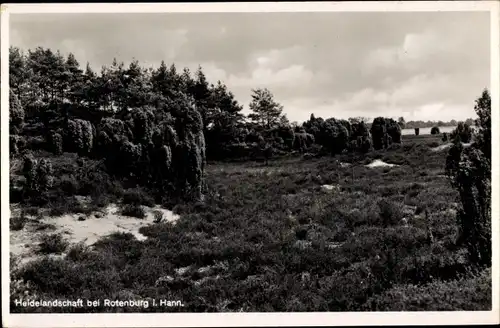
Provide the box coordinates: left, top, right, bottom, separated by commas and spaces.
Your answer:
248, 88, 284, 130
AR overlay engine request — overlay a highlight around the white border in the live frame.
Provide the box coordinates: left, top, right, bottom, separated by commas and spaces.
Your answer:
0, 1, 496, 13
1, 2, 499, 327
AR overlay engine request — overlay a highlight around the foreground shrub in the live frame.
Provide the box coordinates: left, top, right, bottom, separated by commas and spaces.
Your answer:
153, 210, 164, 223
66, 243, 92, 262
445, 89, 491, 267
38, 233, 69, 254
10, 216, 28, 231
364, 268, 491, 311
123, 188, 155, 207
120, 204, 146, 219
377, 199, 403, 226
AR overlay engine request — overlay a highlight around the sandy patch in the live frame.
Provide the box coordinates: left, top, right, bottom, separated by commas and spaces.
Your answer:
430, 142, 473, 152
321, 184, 341, 192
365, 159, 399, 168
10, 203, 179, 267
431, 143, 453, 152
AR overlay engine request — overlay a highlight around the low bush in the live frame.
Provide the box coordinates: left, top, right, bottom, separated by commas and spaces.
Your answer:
122, 188, 155, 207
120, 204, 146, 219
37, 233, 69, 254
377, 199, 403, 227
363, 268, 491, 311
10, 216, 28, 231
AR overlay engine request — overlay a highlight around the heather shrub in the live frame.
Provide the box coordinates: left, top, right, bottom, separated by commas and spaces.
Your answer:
10, 215, 28, 231
123, 188, 155, 207
377, 199, 403, 227
38, 233, 69, 254
120, 204, 146, 219
153, 210, 164, 223
59, 175, 79, 196
66, 243, 92, 262
364, 268, 491, 311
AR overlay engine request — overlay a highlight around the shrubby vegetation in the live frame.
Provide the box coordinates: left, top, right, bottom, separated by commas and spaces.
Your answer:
446, 89, 491, 267
8, 46, 491, 312
8, 46, 412, 168
431, 126, 440, 135
370, 117, 402, 150
450, 122, 473, 143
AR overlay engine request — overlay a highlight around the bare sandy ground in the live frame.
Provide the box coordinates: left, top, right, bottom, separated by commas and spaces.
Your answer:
10, 203, 179, 267
430, 142, 472, 152
365, 159, 399, 168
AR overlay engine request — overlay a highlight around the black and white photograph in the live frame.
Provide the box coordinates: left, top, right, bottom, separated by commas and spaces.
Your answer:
1, 2, 499, 327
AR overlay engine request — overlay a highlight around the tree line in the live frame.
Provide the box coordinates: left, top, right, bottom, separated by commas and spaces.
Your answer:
9, 46, 413, 162
400, 118, 475, 129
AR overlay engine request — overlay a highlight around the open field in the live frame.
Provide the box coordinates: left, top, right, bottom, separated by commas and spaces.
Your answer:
10, 134, 491, 312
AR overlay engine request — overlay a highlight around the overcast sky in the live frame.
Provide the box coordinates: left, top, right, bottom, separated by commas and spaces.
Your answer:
10, 12, 490, 123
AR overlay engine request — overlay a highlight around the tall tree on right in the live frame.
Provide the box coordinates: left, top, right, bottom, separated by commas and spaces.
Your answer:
398, 116, 406, 129
445, 88, 491, 267
248, 88, 284, 130
474, 89, 491, 160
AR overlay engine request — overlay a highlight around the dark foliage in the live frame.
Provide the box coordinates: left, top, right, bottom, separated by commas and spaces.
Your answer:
445, 89, 491, 267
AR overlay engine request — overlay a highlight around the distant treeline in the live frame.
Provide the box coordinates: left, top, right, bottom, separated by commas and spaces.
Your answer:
403, 119, 475, 129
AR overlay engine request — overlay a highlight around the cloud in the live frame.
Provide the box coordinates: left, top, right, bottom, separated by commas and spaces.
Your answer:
9, 11, 490, 123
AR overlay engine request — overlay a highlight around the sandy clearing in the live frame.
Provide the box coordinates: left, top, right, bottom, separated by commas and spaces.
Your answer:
430, 142, 473, 152
10, 203, 180, 267
321, 184, 341, 192
431, 143, 453, 152
365, 159, 399, 168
